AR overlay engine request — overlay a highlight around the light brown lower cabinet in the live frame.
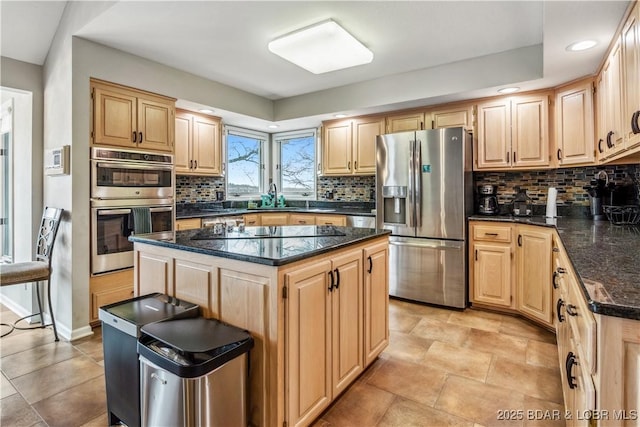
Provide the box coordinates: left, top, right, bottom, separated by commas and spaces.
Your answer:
133, 235, 389, 427
89, 269, 134, 324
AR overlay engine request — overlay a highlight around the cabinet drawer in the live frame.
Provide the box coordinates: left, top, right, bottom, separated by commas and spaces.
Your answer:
566, 275, 596, 375
473, 225, 512, 242
92, 285, 134, 321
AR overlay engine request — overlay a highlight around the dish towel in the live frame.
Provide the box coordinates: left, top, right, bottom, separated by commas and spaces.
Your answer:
132, 207, 152, 234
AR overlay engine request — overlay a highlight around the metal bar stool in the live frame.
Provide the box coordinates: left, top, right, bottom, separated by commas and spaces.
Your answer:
0, 207, 63, 341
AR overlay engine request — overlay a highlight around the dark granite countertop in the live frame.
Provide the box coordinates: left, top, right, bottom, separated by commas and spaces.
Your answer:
130, 226, 390, 266
469, 215, 640, 320
175, 201, 375, 220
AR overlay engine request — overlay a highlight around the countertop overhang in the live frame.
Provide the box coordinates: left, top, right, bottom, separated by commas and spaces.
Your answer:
130, 226, 390, 266
470, 215, 640, 320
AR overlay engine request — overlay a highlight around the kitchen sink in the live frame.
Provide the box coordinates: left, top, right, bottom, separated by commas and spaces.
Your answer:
305, 208, 336, 212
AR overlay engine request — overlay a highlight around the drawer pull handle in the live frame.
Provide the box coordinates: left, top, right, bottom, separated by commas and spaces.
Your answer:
566, 304, 578, 316
484, 233, 498, 236
552, 247, 559, 253
565, 352, 577, 390
552, 271, 559, 289
556, 298, 565, 322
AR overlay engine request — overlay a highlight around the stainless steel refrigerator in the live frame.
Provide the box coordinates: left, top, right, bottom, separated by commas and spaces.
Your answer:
376, 127, 473, 308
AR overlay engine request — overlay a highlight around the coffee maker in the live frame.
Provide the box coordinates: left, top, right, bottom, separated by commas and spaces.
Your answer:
477, 184, 499, 215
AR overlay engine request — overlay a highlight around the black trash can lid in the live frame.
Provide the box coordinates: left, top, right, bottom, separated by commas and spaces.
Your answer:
100, 293, 199, 327
141, 317, 251, 353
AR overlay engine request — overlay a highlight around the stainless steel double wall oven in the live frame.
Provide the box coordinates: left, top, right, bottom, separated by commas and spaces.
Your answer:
90, 148, 174, 275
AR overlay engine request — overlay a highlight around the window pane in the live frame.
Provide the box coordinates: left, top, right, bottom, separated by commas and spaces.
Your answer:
280, 135, 315, 196
227, 133, 262, 196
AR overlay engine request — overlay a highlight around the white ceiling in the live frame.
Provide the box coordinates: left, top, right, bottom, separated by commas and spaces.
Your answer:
0, 1, 631, 131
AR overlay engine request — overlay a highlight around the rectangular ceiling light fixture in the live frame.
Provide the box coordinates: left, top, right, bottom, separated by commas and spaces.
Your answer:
268, 19, 373, 74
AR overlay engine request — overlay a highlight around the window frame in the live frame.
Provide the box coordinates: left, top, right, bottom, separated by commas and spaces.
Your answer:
0, 100, 13, 263
224, 125, 269, 200
272, 129, 317, 200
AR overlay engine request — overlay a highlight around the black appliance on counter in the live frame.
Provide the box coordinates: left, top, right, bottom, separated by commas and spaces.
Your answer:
99, 293, 199, 427
477, 184, 499, 215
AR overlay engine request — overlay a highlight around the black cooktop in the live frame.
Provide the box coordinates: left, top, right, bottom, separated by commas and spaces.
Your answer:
190, 225, 346, 240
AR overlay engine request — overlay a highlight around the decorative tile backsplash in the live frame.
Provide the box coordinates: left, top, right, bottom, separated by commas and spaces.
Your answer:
474, 163, 640, 206
176, 175, 376, 203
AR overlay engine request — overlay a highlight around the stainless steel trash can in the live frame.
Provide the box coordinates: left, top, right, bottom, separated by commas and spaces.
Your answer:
138, 317, 254, 427
99, 293, 199, 427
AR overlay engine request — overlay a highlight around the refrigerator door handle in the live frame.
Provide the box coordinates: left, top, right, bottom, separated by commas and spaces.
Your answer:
408, 139, 416, 228
414, 139, 422, 228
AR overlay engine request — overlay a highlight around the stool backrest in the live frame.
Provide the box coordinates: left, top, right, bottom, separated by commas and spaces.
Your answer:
35, 207, 63, 266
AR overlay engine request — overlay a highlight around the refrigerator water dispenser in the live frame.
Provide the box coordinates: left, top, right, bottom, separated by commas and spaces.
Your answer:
382, 186, 407, 224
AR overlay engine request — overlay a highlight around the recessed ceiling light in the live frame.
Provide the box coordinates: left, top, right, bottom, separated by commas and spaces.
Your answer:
268, 19, 373, 74
268, 124, 279, 129
566, 40, 597, 52
498, 87, 520, 94
199, 108, 215, 114
334, 114, 348, 118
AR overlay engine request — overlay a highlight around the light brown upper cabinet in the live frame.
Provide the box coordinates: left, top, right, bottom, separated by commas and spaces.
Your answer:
597, 39, 625, 161
476, 93, 550, 170
385, 111, 425, 133
555, 79, 596, 166
91, 79, 175, 153
322, 116, 385, 176
622, 2, 640, 152
427, 103, 475, 132
175, 109, 222, 176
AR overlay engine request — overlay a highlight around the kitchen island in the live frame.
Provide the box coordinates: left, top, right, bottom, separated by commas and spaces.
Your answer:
130, 225, 390, 427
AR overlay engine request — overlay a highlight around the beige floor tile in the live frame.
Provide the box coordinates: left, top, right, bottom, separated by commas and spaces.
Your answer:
526, 339, 560, 370
389, 310, 421, 333
0, 372, 17, 399
435, 375, 526, 427
448, 311, 503, 333
390, 299, 453, 322
366, 357, 447, 406
73, 330, 104, 363
523, 396, 566, 427
0, 393, 44, 427
12, 355, 104, 404
1, 341, 80, 379
378, 396, 475, 427
0, 327, 57, 357
383, 331, 433, 364
317, 382, 395, 427
422, 341, 493, 382
486, 357, 564, 404
499, 316, 556, 344
32, 375, 106, 427
410, 317, 471, 347
462, 328, 529, 363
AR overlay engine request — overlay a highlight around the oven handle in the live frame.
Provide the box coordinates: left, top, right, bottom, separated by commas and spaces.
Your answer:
149, 207, 173, 213
97, 208, 132, 216
95, 161, 173, 171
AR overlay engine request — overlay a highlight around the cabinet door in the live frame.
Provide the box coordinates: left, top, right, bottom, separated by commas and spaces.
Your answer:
363, 242, 389, 365
602, 39, 625, 158
322, 121, 352, 175
352, 117, 384, 174
286, 261, 333, 427
193, 115, 222, 175
511, 94, 549, 168
243, 214, 260, 226
596, 72, 608, 161
174, 112, 192, 173
93, 86, 137, 148
174, 259, 217, 318
331, 250, 363, 396
476, 100, 511, 169
516, 226, 552, 326
556, 82, 595, 166
385, 112, 424, 133
472, 242, 512, 307
137, 97, 174, 152
429, 105, 474, 130
622, 4, 640, 151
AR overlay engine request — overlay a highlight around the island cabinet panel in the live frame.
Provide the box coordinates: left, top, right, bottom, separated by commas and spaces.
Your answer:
363, 242, 389, 365
218, 269, 272, 427
173, 259, 217, 318
260, 213, 289, 226
515, 226, 553, 326
285, 261, 333, 427
135, 251, 172, 295
289, 213, 316, 225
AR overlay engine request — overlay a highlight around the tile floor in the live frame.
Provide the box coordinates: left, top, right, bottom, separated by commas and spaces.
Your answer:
0, 299, 563, 427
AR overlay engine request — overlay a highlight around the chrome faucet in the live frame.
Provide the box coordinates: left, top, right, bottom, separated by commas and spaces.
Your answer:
268, 182, 277, 205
